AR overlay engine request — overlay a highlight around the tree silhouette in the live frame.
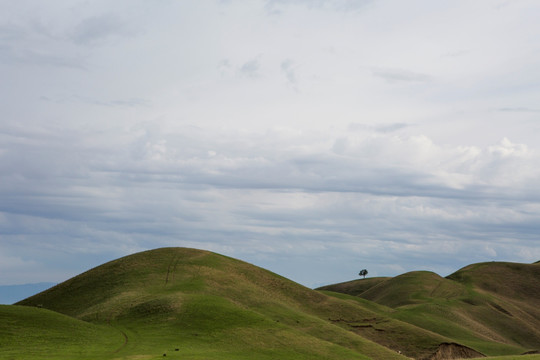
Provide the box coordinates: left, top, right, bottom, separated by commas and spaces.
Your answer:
359, 269, 368, 279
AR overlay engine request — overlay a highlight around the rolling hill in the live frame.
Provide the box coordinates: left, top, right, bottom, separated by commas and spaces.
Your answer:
0, 304, 124, 359
12, 247, 415, 360
319, 261, 540, 357
3, 248, 539, 360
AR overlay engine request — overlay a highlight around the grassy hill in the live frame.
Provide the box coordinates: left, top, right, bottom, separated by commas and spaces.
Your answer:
319, 261, 540, 357
5, 248, 540, 360
0, 304, 123, 359
318, 277, 390, 297
12, 247, 417, 360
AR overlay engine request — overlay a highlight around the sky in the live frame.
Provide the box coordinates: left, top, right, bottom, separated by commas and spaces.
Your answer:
1, 0, 540, 289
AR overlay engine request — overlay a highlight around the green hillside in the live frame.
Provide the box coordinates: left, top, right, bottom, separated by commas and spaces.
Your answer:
319, 261, 540, 357
6, 248, 540, 360
0, 305, 123, 359
13, 248, 414, 360
318, 277, 390, 297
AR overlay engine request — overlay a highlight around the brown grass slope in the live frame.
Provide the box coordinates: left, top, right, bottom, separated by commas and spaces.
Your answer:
447, 262, 540, 349
318, 261, 540, 357
448, 261, 540, 316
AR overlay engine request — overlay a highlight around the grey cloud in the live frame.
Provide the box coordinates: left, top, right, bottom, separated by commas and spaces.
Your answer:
281, 59, 297, 87
375, 123, 409, 132
2, 125, 540, 286
330, 0, 374, 12
238, 58, 261, 78
218, 59, 232, 76
69, 14, 135, 45
0, 16, 84, 70
442, 49, 471, 58
372, 68, 432, 83
265, 0, 374, 14
39, 95, 150, 107
348, 122, 410, 133
106, 98, 151, 107
0, 44, 85, 69
498, 107, 540, 113
219, 58, 262, 79
0, 24, 26, 41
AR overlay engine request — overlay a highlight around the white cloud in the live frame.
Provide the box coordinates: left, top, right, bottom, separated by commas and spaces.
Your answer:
2, 0, 540, 287
2, 120, 540, 285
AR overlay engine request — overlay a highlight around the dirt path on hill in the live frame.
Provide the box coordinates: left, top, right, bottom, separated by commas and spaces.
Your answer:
113, 329, 129, 353
165, 254, 180, 284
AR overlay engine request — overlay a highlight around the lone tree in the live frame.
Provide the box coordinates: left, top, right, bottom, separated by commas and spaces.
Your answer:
359, 269, 368, 279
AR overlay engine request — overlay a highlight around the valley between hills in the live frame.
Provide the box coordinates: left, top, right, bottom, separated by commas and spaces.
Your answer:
1, 247, 539, 360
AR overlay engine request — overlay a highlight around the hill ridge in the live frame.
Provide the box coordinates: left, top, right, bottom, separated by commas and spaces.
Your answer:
318, 260, 540, 357
7, 248, 540, 360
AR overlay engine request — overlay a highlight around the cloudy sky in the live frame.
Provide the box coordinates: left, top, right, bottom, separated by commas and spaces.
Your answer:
1, 0, 540, 289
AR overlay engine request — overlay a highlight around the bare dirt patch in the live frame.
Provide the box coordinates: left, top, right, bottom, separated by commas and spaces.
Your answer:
425, 342, 485, 360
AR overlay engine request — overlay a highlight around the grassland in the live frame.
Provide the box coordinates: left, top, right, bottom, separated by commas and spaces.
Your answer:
9, 248, 409, 360
320, 261, 540, 358
0, 304, 124, 359
3, 248, 539, 359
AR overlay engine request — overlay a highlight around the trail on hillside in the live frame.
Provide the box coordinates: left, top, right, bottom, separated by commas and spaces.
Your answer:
112, 329, 129, 354
165, 254, 180, 284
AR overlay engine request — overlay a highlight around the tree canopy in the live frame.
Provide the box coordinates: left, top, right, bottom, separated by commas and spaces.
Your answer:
359, 269, 368, 279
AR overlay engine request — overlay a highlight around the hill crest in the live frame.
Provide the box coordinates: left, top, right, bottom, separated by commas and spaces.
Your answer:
17, 247, 410, 359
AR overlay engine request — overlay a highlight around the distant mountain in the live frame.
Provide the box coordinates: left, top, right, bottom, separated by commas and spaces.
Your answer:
0, 282, 55, 304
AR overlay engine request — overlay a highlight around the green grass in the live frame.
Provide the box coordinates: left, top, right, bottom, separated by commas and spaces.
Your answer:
320, 261, 540, 358
7, 248, 408, 360
4, 249, 539, 359
317, 277, 390, 297
0, 305, 124, 359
